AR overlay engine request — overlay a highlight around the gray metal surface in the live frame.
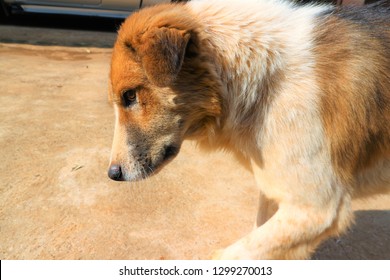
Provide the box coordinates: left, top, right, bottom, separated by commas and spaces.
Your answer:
3, 0, 171, 18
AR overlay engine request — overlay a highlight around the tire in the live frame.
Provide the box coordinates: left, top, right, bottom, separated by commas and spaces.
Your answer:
0, 0, 11, 21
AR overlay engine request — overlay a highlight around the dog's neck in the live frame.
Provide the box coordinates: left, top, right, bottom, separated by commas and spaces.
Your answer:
180, 0, 327, 163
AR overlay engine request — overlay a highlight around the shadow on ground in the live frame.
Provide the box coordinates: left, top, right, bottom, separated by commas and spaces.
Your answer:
313, 210, 390, 259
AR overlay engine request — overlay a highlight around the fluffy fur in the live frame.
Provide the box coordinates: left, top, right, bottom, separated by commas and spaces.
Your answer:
108, 0, 390, 259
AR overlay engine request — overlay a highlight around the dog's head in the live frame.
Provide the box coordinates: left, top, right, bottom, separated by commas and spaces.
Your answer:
107, 5, 222, 181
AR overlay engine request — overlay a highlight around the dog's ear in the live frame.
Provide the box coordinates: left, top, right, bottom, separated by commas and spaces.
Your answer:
140, 27, 190, 87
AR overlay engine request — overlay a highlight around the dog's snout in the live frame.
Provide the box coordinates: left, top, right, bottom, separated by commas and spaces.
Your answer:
108, 164, 123, 181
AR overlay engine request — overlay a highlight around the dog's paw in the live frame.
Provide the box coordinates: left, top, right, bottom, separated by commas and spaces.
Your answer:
210, 240, 259, 259
210, 248, 243, 260
210, 249, 224, 260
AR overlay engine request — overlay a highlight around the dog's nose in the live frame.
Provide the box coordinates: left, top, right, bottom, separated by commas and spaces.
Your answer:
108, 164, 123, 181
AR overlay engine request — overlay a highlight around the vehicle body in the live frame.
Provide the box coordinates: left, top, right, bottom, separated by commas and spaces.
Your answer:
1, 0, 176, 18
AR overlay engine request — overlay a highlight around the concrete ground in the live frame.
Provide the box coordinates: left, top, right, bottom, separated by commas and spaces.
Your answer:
0, 39, 389, 259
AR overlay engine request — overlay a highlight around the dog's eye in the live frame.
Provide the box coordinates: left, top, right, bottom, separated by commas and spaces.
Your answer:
122, 89, 137, 107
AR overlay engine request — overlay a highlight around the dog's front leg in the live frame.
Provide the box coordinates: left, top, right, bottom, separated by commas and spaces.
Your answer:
213, 195, 351, 259
212, 162, 353, 260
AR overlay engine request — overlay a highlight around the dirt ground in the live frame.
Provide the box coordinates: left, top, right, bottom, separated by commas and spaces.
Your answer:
0, 43, 389, 260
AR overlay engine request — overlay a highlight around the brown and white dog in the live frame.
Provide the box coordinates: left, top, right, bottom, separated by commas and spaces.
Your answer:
107, 0, 390, 259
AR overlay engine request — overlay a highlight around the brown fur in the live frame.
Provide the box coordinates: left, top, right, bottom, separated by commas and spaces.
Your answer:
314, 9, 390, 184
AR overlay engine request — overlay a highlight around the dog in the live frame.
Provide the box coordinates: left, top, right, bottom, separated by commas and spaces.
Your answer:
107, 0, 390, 259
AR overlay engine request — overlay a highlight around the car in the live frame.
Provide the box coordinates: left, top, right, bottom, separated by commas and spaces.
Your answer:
1, 0, 187, 19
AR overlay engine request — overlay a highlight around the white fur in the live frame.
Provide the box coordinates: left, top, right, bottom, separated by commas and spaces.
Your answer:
189, 0, 354, 259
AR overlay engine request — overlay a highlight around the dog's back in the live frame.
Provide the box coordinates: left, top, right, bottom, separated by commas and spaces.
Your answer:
312, 2, 390, 194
